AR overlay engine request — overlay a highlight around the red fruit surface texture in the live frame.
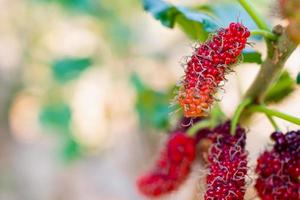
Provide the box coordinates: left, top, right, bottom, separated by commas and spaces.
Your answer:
255, 131, 300, 200
178, 23, 250, 117
136, 132, 196, 197
204, 121, 248, 200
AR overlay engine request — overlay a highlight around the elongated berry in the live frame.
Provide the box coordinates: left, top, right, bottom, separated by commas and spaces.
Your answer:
136, 132, 196, 197
204, 121, 248, 200
255, 130, 300, 200
178, 23, 250, 117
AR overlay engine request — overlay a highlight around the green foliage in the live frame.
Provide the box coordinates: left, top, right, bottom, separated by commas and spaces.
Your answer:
297, 73, 300, 84
265, 71, 295, 103
39, 103, 71, 132
61, 138, 82, 161
52, 57, 92, 83
142, 0, 265, 41
242, 49, 262, 64
142, 0, 218, 41
39, 103, 83, 161
131, 73, 176, 130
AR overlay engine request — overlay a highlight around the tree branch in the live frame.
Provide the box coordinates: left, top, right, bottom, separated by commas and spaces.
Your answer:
245, 25, 297, 103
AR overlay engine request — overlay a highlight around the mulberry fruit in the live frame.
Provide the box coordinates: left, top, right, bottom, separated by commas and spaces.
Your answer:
204, 121, 248, 200
178, 23, 250, 117
255, 130, 300, 200
136, 132, 196, 197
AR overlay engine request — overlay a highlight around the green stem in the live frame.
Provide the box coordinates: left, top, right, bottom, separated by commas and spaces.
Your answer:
249, 105, 300, 125
187, 119, 213, 137
251, 29, 277, 40
237, 0, 270, 30
230, 98, 252, 135
265, 114, 280, 131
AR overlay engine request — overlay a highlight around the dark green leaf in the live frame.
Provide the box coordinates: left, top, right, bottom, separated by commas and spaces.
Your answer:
131, 73, 177, 130
142, 0, 218, 40
242, 49, 262, 64
265, 71, 295, 103
297, 73, 300, 85
39, 103, 71, 132
52, 57, 92, 83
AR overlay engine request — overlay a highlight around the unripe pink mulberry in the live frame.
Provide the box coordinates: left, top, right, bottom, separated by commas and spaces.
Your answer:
178, 23, 250, 117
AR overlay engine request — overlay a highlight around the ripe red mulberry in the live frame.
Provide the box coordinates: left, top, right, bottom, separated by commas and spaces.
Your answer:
255, 131, 300, 200
204, 121, 248, 200
136, 132, 196, 197
178, 23, 250, 117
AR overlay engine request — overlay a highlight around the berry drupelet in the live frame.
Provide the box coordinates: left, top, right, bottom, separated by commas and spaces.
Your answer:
255, 130, 300, 200
178, 23, 250, 118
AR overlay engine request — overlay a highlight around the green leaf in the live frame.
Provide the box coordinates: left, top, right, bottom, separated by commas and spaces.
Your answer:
265, 71, 295, 103
39, 103, 82, 161
39, 103, 71, 132
61, 138, 82, 161
131, 73, 177, 130
142, 0, 218, 40
142, 1, 267, 41
52, 57, 92, 83
297, 73, 300, 85
242, 49, 262, 64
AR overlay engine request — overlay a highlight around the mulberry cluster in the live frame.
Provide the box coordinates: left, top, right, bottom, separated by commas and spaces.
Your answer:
255, 131, 300, 200
204, 121, 248, 200
136, 132, 196, 197
137, 121, 250, 199
178, 23, 250, 118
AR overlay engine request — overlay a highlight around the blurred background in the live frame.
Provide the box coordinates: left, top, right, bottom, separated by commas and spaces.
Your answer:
0, 0, 299, 199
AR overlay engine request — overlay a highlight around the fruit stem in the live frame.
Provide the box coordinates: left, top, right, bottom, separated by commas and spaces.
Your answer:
187, 105, 226, 137
251, 29, 278, 40
187, 119, 213, 137
230, 98, 252, 135
265, 114, 280, 131
237, 0, 270, 31
249, 105, 300, 125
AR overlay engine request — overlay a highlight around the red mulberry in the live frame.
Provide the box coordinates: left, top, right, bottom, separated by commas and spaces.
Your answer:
136, 132, 196, 197
204, 121, 248, 200
178, 23, 250, 117
255, 131, 300, 200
